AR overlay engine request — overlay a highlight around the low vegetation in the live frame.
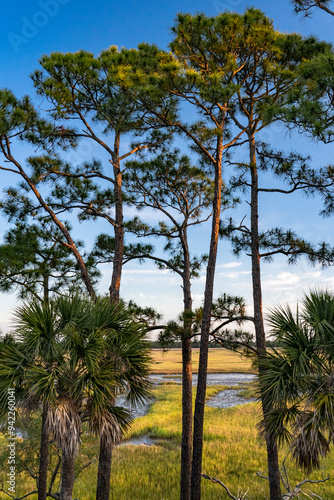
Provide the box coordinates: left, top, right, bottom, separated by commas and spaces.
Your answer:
1, 382, 332, 500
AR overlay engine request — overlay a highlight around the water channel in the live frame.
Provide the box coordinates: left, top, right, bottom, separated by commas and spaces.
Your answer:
119, 372, 257, 446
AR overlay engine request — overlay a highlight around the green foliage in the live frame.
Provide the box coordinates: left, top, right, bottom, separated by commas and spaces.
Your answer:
221, 147, 334, 265
259, 290, 334, 471
33, 48, 177, 135
0, 296, 152, 452
0, 88, 76, 152
2, 388, 334, 499
158, 293, 251, 348
168, 9, 327, 134
123, 149, 215, 278
0, 412, 99, 498
125, 300, 162, 326
91, 233, 154, 266
0, 221, 100, 301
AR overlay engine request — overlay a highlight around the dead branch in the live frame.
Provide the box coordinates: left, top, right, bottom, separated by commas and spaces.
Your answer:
0, 479, 59, 500
257, 465, 329, 499
201, 473, 249, 499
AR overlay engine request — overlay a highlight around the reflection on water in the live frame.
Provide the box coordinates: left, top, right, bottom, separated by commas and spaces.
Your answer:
118, 434, 157, 447
116, 394, 154, 419
206, 389, 256, 409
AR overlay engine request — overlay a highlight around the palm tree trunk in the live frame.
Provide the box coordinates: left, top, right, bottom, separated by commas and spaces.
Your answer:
96, 435, 112, 500
60, 450, 75, 500
38, 402, 49, 500
249, 131, 281, 500
191, 140, 223, 500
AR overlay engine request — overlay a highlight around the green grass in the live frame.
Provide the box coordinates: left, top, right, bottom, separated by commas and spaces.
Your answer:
151, 348, 256, 374
2, 382, 334, 499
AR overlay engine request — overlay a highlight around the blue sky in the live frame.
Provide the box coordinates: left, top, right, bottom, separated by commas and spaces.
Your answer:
0, 0, 334, 333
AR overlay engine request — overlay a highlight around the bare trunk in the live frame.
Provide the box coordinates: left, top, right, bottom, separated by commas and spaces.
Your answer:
109, 168, 124, 302
38, 403, 49, 500
191, 140, 223, 500
180, 244, 193, 500
60, 450, 75, 500
96, 435, 112, 500
109, 134, 124, 303
102, 138, 123, 497
249, 132, 281, 500
43, 274, 49, 304
181, 337, 192, 499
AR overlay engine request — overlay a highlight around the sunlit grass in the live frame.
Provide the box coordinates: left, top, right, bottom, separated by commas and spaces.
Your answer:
3, 382, 334, 499
151, 348, 255, 374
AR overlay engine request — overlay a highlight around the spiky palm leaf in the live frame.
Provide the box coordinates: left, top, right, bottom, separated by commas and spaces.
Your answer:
259, 290, 334, 471
0, 293, 153, 500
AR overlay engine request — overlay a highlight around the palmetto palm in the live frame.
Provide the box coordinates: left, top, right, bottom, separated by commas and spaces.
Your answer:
259, 290, 334, 471
0, 301, 60, 500
0, 296, 152, 500
55, 295, 152, 500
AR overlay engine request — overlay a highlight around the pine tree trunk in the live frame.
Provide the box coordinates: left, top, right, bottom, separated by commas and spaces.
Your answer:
60, 450, 75, 500
249, 131, 281, 500
96, 435, 112, 500
191, 141, 223, 500
180, 253, 193, 500
38, 403, 49, 500
110, 135, 124, 303
181, 337, 192, 500
43, 274, 49, 304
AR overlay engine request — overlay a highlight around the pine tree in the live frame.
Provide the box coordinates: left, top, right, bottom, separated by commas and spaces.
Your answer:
0, 89, 96, 300
32, 47, 176, 303
138, 9, 329, 498
0, 220, 99, 302
122, 150, 214, 498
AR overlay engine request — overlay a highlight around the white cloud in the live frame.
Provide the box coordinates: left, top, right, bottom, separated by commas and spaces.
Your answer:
263, 272, 301, 289
218, 262, 242, 269
217, 270, 251, 279
303, 271, 322, 279
122, 268, 171, 276
321, 276, 334, 285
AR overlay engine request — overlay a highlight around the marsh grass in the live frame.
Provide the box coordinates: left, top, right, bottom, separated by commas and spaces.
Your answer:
151, 348, 255, 374
1, 383, 333, 499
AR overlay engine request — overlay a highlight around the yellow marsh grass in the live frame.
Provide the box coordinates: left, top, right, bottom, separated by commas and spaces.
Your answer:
4, 383, 334, 499
151, 348, 255, 374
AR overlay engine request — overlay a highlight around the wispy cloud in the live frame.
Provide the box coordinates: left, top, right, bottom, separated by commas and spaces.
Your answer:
217, 270, 251, 279
122, 269, 171, 275
218, 262, 242, 269
263, 272, 301, 289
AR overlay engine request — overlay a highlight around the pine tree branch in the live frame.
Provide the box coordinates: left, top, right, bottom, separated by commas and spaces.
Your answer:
45, 169, 116, 186
211, 315, 255, 334
147, 324, 168, 331
123, 253, 184, 277
212, 331, 258, 355
293, 0, 334, 17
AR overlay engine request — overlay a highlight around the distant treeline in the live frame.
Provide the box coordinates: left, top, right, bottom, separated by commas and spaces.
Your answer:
148, 340, 281, 349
